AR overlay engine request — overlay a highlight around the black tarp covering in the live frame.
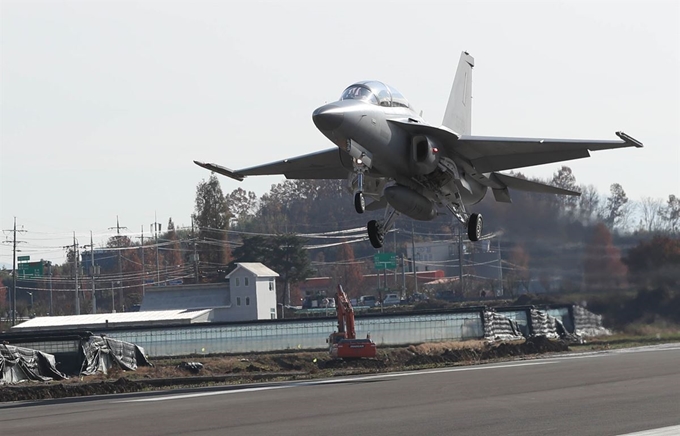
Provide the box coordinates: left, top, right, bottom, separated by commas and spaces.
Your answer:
0, 344, 67, 384
79, 336, 152, 375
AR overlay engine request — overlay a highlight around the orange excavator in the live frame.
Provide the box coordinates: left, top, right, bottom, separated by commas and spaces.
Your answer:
327, 284, 377, 359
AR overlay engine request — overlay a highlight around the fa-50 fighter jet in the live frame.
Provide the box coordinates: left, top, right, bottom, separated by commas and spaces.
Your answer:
195, 52, 642, 248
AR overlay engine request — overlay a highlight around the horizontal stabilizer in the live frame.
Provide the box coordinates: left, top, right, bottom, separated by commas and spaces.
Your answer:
491, 173, 581, 198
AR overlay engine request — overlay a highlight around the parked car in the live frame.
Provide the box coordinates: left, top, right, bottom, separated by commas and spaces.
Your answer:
381, 294, 401, 307
359, 295, 377, 307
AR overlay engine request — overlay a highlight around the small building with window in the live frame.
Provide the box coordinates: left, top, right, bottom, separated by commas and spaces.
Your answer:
139, 262, 279, 322
224, 262, 279, 321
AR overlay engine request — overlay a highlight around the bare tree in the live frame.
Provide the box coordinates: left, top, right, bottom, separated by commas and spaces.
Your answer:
551, 166, 579, 216
638, 197, 664, 233
661, 194, 680, 233
578, 184, 600, 223
603, 183, 633, 231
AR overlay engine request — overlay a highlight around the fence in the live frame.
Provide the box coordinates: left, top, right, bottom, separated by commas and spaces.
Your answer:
1, 305, 606, 358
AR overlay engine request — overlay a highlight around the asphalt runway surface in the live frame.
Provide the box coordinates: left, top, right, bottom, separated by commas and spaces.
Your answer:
1, 344, 679, 436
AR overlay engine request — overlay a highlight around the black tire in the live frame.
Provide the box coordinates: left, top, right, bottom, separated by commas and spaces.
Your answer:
467, 213, 483, 241
354, 192, 365, 214
367, 220, 383, 248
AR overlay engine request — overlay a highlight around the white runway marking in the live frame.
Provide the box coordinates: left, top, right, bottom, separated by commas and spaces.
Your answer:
617, 425, 680, 435
546, 343, 680, 362
117, 360, 553, 403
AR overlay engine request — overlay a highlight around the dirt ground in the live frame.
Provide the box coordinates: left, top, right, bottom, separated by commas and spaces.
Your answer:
0, 337, 569, 402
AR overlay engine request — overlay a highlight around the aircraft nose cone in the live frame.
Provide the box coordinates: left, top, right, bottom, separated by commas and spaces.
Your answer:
312, 104, 344, 131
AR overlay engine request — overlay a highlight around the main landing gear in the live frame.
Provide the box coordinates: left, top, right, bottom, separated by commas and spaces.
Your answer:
366, 207, 398, 249
467, 213, 483, 242
446, 202, 483, 242
367, 220, 382, 248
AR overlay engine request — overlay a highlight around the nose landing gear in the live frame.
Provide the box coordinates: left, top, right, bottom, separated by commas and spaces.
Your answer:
366, 206, 399, 249
353, 160, 368, 214
354, 192, 365, 214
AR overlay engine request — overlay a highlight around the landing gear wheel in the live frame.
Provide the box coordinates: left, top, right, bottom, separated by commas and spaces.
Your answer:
354, 192, 365, 214
467, 213, 483, 241
367, 220, 384, 248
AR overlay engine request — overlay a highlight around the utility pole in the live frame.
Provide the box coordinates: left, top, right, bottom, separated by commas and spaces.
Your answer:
393, 227, 397, 286
151, 213, 161, 285
192, 217, 199, 284
12, 219, 17, 323
3, 218, 27, 325
411, 222, 417, 294
401, 254, 406, 296
497, 237, 503, 297
109, 216, 127, 312
110, 281, 116, 313
139, 226, 145, 297
47, 262, 53, 316
82, 231, 98, 314
458, 227, 464, 297
72, 233, 80, 315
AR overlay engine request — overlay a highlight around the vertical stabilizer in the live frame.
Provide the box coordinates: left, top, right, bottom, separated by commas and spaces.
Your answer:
442, 51, 474, 135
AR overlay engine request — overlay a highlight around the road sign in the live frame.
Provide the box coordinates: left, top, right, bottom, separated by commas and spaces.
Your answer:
374, 252, 397, 270
17, 255, 30, 261
17, 261, 43, 278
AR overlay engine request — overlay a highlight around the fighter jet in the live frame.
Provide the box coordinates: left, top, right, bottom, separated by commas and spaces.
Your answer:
195, 51, 643, 249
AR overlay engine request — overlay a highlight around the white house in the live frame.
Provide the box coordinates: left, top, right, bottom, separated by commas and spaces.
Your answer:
224, 262, 279, 321
136, 262, 279, 323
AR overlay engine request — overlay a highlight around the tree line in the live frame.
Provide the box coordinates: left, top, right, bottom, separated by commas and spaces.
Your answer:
2, 167, 678, 319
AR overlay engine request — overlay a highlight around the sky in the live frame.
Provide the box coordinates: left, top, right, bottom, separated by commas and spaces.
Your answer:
1, 0, 679, 266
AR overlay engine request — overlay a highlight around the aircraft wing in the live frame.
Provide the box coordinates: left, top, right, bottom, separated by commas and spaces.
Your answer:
194, 148, 351, 181
453, 132, 643, 173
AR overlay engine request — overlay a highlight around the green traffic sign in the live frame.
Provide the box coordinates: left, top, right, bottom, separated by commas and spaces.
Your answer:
17, 255, 30, 261
374, 252, 397, 270
17, 261, 43, 278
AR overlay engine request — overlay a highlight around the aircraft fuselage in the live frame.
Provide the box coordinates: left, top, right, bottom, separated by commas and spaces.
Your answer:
312, 94, 487, 213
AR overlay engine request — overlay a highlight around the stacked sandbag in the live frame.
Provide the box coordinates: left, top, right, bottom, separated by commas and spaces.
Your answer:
572, 305, 611, 337
483, 311, 525, 341
529, 309, 560, 339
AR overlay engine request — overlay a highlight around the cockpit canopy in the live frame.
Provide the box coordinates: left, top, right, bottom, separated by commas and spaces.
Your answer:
340, 81, 410, 108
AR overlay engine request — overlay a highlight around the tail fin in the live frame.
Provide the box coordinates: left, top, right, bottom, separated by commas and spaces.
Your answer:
442, 51, 474, 135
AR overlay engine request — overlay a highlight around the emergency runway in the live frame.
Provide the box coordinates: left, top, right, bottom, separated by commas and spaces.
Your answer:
1, 344, 679, 436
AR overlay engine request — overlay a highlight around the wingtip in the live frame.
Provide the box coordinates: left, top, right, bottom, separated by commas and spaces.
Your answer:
193, 160, 245, 181
616, 131, 644, 148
